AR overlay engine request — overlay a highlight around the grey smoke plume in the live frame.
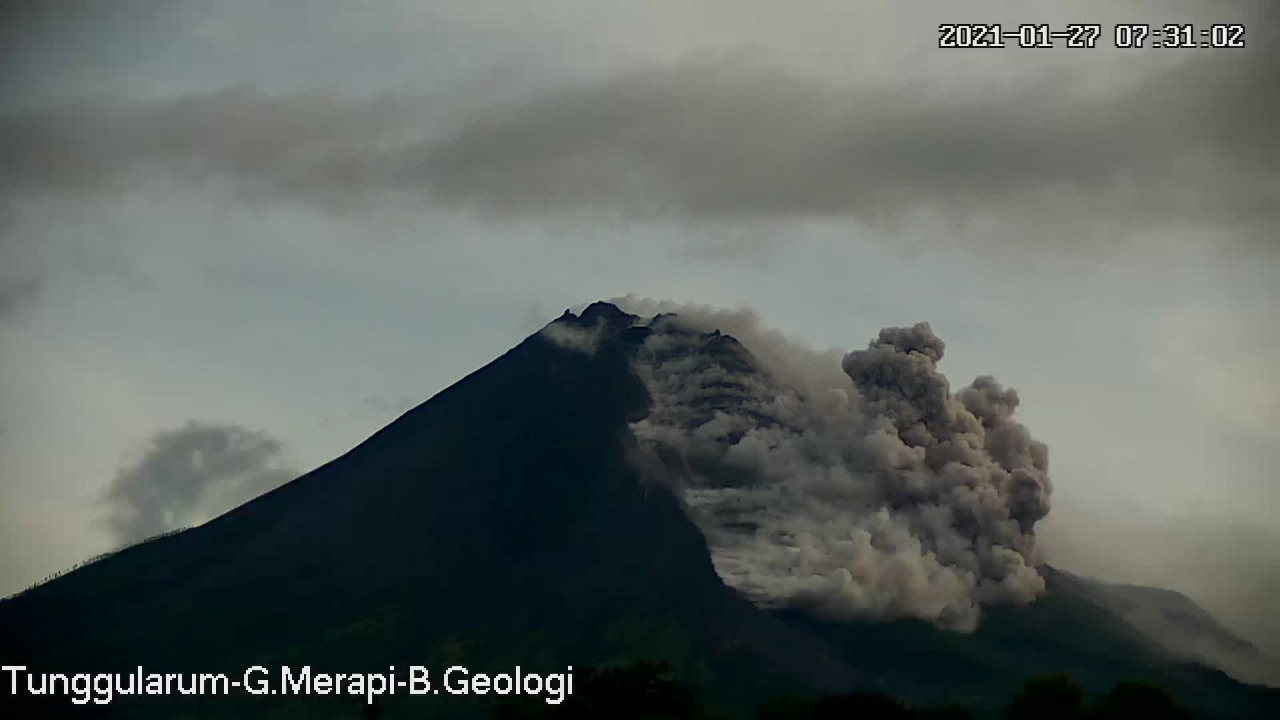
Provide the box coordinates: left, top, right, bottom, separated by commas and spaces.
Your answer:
613, 298, 1050, 631
539, 314, 607, 356
102, 420, 296, 545
0, 274, 39, 318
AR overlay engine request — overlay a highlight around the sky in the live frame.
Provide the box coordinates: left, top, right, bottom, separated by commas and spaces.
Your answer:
1, 0, 1277, 659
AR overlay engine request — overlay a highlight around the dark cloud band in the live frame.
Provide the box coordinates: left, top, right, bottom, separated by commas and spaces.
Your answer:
2, 33, 1276, 259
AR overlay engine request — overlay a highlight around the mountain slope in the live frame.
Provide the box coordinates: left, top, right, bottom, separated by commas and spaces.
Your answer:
0, 304, 861, 718
2, 302, 1275, 719
772, 566, 1275, 717
1056, 569, 1280, 687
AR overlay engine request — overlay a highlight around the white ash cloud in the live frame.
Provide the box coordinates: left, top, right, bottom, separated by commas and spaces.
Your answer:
615, 298, 1050, 631
101, 420, 296, 545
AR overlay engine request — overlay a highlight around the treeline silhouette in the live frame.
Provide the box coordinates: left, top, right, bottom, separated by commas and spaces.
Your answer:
2, 527, 190, 601
490, 662, 1195, 720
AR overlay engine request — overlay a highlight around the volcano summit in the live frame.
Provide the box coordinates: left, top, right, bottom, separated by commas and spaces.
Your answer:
1, 300, 1274, 718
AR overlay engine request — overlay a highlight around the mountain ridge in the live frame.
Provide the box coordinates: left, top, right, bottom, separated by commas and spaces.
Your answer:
2, 302, 1275, 718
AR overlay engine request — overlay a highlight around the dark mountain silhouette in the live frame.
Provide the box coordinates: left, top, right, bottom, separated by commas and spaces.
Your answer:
1, 302, 1276, 719
1055, 569, 1279, 686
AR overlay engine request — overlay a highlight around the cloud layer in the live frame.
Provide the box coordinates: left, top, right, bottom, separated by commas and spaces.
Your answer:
101, 420, 296, 544
3, 28, 1276, 257
423, 56, 1277, 252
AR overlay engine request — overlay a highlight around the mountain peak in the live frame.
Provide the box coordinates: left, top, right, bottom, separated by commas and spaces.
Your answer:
577, 300, 639, 327
4, 299, 1274, 718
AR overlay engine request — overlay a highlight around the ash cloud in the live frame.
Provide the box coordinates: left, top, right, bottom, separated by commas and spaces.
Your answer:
101, 420, 296, 545
616, 299, 1050, 631
1, 14, 1276, 255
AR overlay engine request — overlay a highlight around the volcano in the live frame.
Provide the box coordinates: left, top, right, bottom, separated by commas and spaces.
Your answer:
1, 301, 1276, 719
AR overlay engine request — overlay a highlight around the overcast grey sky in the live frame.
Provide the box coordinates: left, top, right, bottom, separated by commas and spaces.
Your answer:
1, 0, 1277, 658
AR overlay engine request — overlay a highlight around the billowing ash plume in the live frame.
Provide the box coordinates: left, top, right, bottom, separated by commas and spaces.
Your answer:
568, 298, 1052, 631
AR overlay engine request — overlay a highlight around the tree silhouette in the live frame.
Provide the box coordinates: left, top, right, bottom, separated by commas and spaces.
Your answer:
913, 704, 978, 720
496, 665, 1199, 720
757, 691, 976, 719
492, 661, 713, 719
1089, 681, 1193, 720
492, 699, 552, 720
757, 691, 910, 719
756, 695, 815, 719
1004, 673, 1085, 720
812, 691, 909, 719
